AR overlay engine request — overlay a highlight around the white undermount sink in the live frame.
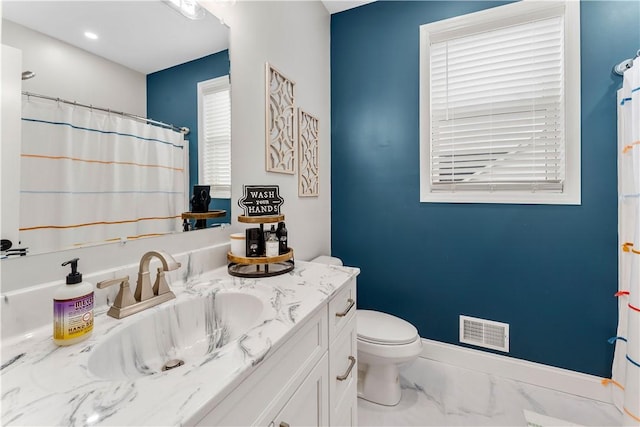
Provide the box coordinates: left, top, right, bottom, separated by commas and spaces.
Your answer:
87, 291, 264, 380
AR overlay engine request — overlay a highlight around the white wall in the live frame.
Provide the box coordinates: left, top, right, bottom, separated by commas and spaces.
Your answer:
0, 1, 332, 291
207, 1, 332, 261
2, 20, 146, 115
1, 45, 22, 247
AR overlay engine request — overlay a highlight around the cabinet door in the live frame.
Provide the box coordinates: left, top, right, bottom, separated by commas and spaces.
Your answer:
329, 319, 357, 427
273, 354, 328, 427
332, 379, 357, 427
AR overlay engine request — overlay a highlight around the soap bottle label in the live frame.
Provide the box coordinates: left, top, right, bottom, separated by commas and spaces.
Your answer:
266, 238, 279, 257
53, 294, 94, 340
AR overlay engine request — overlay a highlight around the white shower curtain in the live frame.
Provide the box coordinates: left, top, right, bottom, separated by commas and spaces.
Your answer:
20, 95, 186, 253
610, 57, 640, 426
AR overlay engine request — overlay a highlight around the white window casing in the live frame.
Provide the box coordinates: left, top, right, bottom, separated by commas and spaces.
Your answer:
197, 75, 231, 199
419, 0, 581, 204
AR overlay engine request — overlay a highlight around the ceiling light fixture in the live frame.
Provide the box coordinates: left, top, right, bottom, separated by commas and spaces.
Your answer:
84, 31, 98, 40
165, 0, 206, 20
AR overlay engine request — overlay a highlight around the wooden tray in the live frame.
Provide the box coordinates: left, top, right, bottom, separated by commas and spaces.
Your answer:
181, 210, 226, 220
227, 248, 293, 265
237, 214, 284, 224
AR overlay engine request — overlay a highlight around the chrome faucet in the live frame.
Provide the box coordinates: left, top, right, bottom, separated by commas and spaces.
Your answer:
97, 250, 181, 319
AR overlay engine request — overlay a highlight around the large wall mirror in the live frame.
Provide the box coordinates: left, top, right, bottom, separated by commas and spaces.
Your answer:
1, 0, 231, 257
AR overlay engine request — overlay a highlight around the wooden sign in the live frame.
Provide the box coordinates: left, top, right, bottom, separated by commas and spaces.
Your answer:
238, 185, 284, 217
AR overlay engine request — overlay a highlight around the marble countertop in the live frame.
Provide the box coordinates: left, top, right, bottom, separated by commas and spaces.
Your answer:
1, 261, 359, 426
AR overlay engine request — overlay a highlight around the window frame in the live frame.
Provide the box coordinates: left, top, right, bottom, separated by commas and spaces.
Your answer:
419, 0, 581, 205
197, 75, 231, 199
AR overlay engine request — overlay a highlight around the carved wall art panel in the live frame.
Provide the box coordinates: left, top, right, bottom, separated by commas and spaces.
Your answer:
298, 109, 319, 197
265, 63, 296, 174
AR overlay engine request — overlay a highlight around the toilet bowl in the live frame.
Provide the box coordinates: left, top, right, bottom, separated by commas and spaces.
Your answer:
356, 309, 422, 406
309, 256, 422, 406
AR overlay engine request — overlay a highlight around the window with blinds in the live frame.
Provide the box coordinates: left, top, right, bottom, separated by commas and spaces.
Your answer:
198, 75, 231, 199
420, 1, 581, 204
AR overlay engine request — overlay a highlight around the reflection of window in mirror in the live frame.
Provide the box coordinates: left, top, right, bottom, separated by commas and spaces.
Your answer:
198, 75, 231, 199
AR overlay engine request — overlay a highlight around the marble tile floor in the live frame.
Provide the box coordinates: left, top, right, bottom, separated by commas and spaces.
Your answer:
358, 357, 622, 426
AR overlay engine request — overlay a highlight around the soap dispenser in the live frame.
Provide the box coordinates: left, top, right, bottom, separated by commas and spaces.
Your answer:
265, 224, 279, 257
276, 221, 288, 255
53, 258, 94, 346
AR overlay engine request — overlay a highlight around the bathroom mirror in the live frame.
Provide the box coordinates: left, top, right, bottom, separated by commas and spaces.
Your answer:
1, 0, 231, 256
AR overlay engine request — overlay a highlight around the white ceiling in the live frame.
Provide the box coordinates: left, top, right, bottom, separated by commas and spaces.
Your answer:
321, 0, 376, 15
1, 1, 230, 75
1, 1, 374, 75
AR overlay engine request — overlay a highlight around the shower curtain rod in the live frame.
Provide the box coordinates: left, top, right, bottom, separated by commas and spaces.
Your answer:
21, 91, 190, 135
613, 49, 640, 76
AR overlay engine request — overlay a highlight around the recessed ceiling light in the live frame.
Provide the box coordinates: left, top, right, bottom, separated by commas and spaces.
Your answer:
84, 31, 98, 40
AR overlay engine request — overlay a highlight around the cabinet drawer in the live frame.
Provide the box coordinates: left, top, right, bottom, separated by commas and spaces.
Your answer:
328, 278, 356, 342
329, 317, 357, 425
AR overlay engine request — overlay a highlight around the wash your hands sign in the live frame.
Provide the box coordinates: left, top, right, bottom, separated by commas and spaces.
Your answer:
238, 185, 284, 217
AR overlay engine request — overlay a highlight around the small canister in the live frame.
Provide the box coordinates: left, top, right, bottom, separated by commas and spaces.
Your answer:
230, 233, 246, 257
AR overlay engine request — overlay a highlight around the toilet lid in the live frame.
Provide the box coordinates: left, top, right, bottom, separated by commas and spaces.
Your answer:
357, 310, 419, 345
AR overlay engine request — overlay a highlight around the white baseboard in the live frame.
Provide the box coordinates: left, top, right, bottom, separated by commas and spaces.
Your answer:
420, 339, 613, 404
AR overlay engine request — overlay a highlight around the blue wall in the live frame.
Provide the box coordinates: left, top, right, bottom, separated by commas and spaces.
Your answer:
147, 51, 231, 224
331, 1, 640, 377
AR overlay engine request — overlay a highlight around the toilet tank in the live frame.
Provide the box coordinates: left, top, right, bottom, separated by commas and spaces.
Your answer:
310, 256, 343, 266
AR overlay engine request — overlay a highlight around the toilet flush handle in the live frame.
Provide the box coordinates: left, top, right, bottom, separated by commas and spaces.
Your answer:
335, 298, 355, 318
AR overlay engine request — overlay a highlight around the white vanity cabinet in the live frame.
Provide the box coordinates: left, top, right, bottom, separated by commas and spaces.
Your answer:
193, 278, 357, 427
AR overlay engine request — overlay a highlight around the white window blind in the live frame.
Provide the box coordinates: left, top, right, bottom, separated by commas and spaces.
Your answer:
430, 15, 565, 193
198, 75, 231, 199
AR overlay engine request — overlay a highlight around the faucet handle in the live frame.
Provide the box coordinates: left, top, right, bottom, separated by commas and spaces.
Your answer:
97, 276, 129, 289
97, 276, 136, 309
153, 267, 174, 296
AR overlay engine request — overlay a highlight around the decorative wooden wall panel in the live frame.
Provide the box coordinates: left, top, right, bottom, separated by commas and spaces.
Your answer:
265, 63, 296, 174
298, 109, 319, 197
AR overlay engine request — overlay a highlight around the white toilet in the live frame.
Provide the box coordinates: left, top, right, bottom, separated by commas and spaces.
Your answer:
309, 256, 422, 406
357, 310, 422, 406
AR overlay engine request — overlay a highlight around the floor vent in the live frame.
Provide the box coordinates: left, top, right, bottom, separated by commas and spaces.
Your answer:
459, 315, 509, 352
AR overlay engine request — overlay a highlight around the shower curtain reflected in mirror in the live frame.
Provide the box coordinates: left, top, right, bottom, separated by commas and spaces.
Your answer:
19, 95, 186, 253
611, 57, 640, 426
